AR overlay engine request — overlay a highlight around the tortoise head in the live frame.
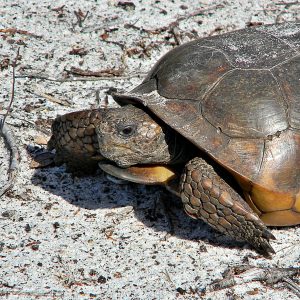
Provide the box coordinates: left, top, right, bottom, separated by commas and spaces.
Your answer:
95, 105, 175, 168
48, 106, 179, 186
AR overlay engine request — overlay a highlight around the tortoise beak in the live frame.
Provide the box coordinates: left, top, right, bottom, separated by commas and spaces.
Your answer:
98, 161, 178, 186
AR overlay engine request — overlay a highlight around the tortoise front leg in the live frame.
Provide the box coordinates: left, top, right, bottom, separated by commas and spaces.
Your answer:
180, 157, 276, 256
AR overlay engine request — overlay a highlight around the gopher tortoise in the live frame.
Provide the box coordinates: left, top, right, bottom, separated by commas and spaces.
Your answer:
49, 23, 300, 256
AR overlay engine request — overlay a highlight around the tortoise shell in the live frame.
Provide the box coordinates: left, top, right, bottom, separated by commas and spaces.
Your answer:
113, 23, 300, 226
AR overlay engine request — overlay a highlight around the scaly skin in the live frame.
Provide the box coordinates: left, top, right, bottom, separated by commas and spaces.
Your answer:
48, 109, 103, 174
180, 157, 276, 256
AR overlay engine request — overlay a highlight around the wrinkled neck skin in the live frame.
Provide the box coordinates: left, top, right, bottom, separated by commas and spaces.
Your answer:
96, 105, 194, 168
164, 128, 196, 165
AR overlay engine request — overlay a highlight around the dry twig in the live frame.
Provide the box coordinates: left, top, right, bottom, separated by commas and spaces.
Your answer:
0, 289, 64, 298
65, 67, 124, 77
16, 72, 144, 82
0, 28, 42, 38
0, 49, 21, 197
283, 277, 300, 297
207, 265, 300, 297
125, 4, 224, 35
27, 87, 72, 106
100, 39, 125, 50
73, 9, 89, 27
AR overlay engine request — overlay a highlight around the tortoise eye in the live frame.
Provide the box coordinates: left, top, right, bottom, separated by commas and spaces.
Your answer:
118, 124, 136, 137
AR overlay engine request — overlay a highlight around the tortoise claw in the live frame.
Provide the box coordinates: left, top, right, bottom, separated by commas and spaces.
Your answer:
257, 240, 276, 257
262, 229, 276, 240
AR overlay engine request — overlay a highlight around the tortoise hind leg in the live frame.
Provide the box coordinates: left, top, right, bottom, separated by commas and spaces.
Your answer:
180, 157, 276, 256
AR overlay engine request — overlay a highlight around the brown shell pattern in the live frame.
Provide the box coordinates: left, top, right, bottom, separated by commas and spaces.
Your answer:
114, 23, 300, 222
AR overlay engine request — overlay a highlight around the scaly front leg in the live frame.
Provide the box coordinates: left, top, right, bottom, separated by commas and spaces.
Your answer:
180, 157, 275, 256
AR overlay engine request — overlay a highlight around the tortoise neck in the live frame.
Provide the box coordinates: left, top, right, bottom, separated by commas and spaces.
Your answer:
165, 130, 196, 165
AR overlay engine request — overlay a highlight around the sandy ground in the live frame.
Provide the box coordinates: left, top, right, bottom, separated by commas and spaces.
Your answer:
0, 0, 300, 299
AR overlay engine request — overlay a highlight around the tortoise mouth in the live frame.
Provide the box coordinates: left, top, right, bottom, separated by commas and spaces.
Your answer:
98, 161, 178, 186
98, 160, 138, 183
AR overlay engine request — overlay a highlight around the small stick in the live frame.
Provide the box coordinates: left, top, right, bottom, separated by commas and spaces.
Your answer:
125, 4, 224, 34
65, 66, 124, 77
170, 27, 182, 45
74, 9, 89, 27
0, 289, 64, 297
207, 265, 300, 296
100, 39, 125, 50
16, 72, 145, 82
0, 123, 20, 196
5, 117, 50, 135
283, 277, 300, 298
0, 48, 20, 197
1, 48, 19, 127
27, 88, 72, 106
275, 1, 299, 6
0, 28, 42, 39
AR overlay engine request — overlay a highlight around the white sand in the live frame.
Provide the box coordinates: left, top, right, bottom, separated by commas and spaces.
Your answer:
0, 1, 299, 299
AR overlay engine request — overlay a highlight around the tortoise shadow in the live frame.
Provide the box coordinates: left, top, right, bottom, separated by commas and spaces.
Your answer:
31, 165, 255, 253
